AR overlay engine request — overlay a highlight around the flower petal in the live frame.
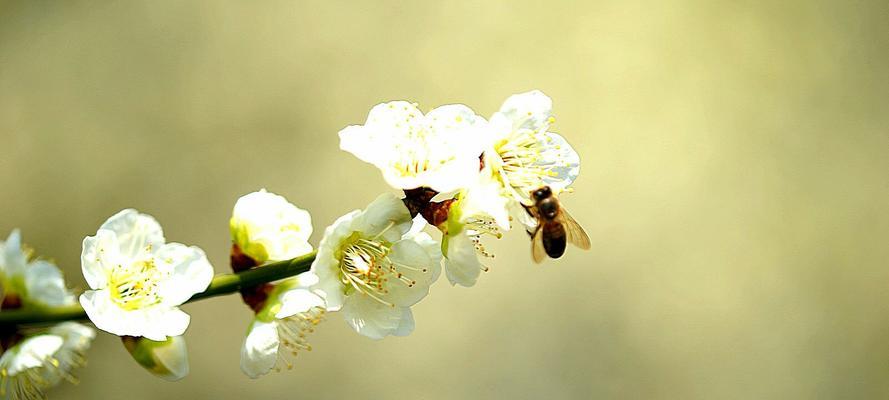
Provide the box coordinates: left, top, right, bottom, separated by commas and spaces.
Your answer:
341, 295, 409, 340
80, 290, 189, 340
311, 212, 361, 311
24, 260, 74, 307
99, 209, 165, 259
535, 131, 580, 193
385, 239, 435, 307
231, 189, 314, 263
341, 101, 485, 192
461, 167, 513, 230
419, 104, 487, 193
124, 336, 190, 381
50, 322, 96, 352
492, 90, 553, 133
80, 229, 120, 290
240, 319, 279, 378
0, 335, 64, 375
338, 101, 422, 168
275, 288, 325, 319
154, 243, 214, 306
352, 193, 412, 242
392, 307, 415, 337
1, 229, 28, 277
443, 232, 483, 287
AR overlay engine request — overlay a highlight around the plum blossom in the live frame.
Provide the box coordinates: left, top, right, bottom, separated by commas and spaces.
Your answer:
80, 209, 214, 341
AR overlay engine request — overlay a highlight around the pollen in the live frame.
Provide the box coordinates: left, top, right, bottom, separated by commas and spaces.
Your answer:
108, 257, 164, 311
274, 307, 326, 373
465, 216, 502, 259
338, 236, 426, 307
495, 130, 557, 194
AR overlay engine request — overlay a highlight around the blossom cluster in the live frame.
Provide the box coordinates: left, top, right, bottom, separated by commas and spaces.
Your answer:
0, 231, 95, 399
235, 90, 581, 376
0, 89, 582, 398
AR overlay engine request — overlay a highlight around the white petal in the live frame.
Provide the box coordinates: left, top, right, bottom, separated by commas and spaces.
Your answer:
231, 189, 314, 262
0, 335, 64, 375
99, 209, 165, 259
338, 101, 422, 167
366, 101, 425, 132
341, 101, 485, 192
154, 243, 214, 306
443, 232, 483, 287
392, 307, 415, 337
535, 131, 581, 193
339, 125, 386, 165
385, 239, 434, 307
80, 290, 189, 340
493, 90, 553, 133
403, 230, 442, 283
122, 335, 190, 381
275, 288, 324, 319
240, 320, 279, 378
352, 193, 412, 242
311, 212, 359, 311
80, 229, 120, 289
461, 168, 513, 230
155, 336, 189, 381
50, 322, 96, 352
24, 260, 74, 307
420, 104, 487, 193
429, 190, 460, 203
1, 229, 27, 277
508, 200, 538, 233
341, 295, 408, 340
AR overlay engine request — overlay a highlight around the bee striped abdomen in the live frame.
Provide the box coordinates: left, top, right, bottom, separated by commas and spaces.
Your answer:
541, 221, 567, 258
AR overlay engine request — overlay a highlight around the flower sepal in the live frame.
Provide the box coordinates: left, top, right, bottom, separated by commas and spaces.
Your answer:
121, 335, 189, 382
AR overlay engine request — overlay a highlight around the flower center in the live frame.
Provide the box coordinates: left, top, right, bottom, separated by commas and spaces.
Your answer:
495, 131, 558, 195
274, 307, 325, 372
108, 260, 163, 311
338, 238, 423, 306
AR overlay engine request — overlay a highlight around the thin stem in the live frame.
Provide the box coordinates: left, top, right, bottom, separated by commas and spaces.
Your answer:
0, 251, 317, 328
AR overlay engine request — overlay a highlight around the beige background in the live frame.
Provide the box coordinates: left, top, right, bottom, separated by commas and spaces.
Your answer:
1, 1, 888, 399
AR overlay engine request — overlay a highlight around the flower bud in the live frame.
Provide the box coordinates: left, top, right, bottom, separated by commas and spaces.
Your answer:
230, 189, 313, 265
121, 336, 189, 381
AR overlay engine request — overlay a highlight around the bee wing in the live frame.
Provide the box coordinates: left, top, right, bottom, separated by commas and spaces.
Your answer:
531, 226, 548, 263
557, 208, 591, 250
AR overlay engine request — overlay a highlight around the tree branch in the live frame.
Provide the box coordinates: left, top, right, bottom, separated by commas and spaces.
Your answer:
0, 251, 317, 328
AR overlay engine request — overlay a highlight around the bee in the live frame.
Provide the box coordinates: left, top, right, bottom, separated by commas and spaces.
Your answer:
524, 186, 591, 263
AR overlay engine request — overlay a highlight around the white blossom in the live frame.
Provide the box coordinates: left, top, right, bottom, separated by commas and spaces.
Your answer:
79, 209, 214, 341
440, 167, 511, 287
240, 272, 325, 378
339, 101, 486, 193
230, 189, 313, 264
483, 90, 580, 203
311, 193, 441, 339
0, 322, 95, 400
0, 230, 75, 308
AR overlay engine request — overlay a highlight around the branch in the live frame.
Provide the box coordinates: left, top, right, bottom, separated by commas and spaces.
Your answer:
0, 251, 317, 328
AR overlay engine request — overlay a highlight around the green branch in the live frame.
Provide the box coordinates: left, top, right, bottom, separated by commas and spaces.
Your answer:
0, 251, 317, 328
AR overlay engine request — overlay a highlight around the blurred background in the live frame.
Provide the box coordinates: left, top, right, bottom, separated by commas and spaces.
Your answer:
1, 1, 888, 399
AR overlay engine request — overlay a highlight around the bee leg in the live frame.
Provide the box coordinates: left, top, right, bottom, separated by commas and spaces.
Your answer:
521, 204, 538, 237
527, 224, 539, 238
521, 203, 534, 217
